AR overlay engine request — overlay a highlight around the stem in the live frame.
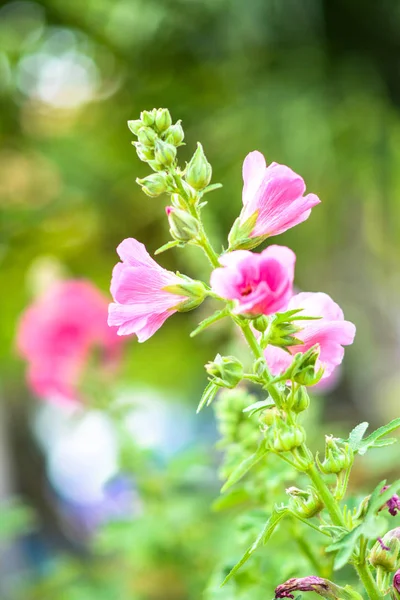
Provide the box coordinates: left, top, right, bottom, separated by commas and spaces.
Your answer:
355, 561, 382, 600
240, 322, 265, 361
306, 462, 346, 527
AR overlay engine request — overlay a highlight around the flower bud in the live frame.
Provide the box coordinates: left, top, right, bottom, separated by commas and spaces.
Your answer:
380, 486, 400, 517
134, 142, 154, 162
170, 193, 187, 209
137, 126, 158, 147
393, 570, 400, 598
155, 108, 172, 133
286, 486, 323, 519
154, 139, 177, 167
127, 119, 142, 135
136, 173, 168, 197
205, 354, 244, 388
165, 121, 185, 146
288, 386, 310, 414
266, 415, 305, 453
140, 109, 156, 127
275, 576, 358, 600
185, 142, 212, 190
166, 206, 199, 242
284, 345, 324, 386
370, 536, 400, 572
164, 277, 207, 312
253, 315, 269, 333
320, 436, 354, 475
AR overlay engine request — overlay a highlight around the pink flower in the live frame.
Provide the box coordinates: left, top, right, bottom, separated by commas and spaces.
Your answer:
231, 151, 320, 246
265, 292, 356, 380
210, 245, 296, 315
108, 238, 201, 341
16, 281, 122, 404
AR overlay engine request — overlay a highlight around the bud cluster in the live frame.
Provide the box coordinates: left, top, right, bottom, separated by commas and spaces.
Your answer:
206, 354, 244, 389
286, 486, 323, 519
264, 413, 306, 453
318, 436, 354, 475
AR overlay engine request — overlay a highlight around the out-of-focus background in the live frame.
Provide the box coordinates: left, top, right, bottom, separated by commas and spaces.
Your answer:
1, 1, 400, 598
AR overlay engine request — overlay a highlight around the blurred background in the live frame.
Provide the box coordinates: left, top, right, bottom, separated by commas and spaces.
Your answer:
1, 0, 400, 598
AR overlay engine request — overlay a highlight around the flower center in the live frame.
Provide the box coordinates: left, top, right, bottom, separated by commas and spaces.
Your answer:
241, 284, 253, 297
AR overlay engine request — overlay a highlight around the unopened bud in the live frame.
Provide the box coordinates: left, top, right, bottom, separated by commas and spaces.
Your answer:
155, 108, 172, 133
165, 121, 185, 146
154, 139, 177, 167
275, 576, 359, 600
137, 126, 158, 147
166, 206, 199, 242
286, 486, 323, 519
205, 354, 244, 389
266, 415, 305, 452
170, 193, 187, 209
370, 536, 400, 572
185, 142, 212, 190
136, 173, 168, 197
164, 277, 207, 312
140, 109, 156, 127
288, 386, 310, 414
320, 436, 354, 475
127, 119, 142, 135
284, 345, 324, 386
134, 142, 154, 162
253, 315, 269, 333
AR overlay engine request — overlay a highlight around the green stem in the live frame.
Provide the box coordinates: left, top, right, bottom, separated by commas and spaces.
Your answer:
306, 461, 346, 527
240, 322, 265, 361
355, 561, 382, 600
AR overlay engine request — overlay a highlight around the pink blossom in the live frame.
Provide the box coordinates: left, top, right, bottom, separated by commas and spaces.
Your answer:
210, 245, 296, 315
393, 570, 400, 594
108, 238, 191, 342
16, 281, 122, 404
265, 292, 356, 380
240, 151, 320, 238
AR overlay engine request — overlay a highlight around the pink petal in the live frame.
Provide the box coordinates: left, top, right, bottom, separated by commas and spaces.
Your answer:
242, 151, 266, 208
264, 345, 292, 376
260, 245, 296, 283
116, 238, 157, 269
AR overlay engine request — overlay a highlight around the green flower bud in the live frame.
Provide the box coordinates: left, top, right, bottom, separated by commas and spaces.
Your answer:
185, 142, 212, 190
284, 345, 324, 386
136, 173, 168, 197
253, 315, 269, 333
286, 486, 323, 519
127, 119, 142, 135
133, 142, 154, 162
320, 436, 354, 475
137, 126, 158, 147
166, 206, 199, 242
258, 406, 279, 428
140, 109, 156, 127
147, 159, 164, 172
266, 415, 305, 452
164, 277, 207, 312
287, 386, 310, 414
154, 139, 177, 167
165, 121, 185, 146
155, 108, 172, 132
370, 537, 400, 572
205, 354, 244, 389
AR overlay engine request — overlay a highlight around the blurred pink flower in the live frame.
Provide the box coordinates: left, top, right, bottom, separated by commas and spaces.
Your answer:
265, 292, 356, 380
240, 151, 320, 238
210, 245, 296, 315
17, 281, 122, 404
108, 238, 189, 341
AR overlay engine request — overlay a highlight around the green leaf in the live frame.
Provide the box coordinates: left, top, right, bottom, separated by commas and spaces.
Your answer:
212, 488, 249, 512
242, 399, 275, 416
221, 444, 268, 493
357, 417, 400, 455
190, 309, 228, 337
326, 526, 361, 570
348, 422, 369, 451
221, 507, 288, 585
154, 240, 182, 255
202, 183, 223, 195
196, 381, 219, 413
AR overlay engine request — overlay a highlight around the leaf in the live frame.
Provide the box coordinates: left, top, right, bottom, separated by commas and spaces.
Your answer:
221, 507, 288, 585
326, 526, 361, 570
154, 240, 182, 255
190, 309, 228, 337
212, 488, 249, 512
202, 183, 223, 195
348, 422, 369, 451
319, 525, 349, 541
242, 399, 275, 416
221, 444, 268, 493
357, 417, 400, 455
196, 381, 219, 413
